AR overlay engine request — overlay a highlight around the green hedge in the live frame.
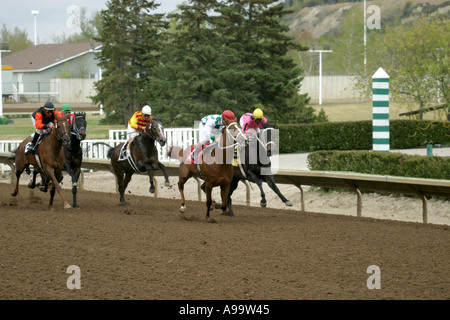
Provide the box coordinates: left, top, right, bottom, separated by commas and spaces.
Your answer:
307, 150, 450, 180
278, 120, 450, 153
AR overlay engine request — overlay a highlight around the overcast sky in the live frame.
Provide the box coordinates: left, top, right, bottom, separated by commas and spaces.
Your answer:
0, 0, 185, 44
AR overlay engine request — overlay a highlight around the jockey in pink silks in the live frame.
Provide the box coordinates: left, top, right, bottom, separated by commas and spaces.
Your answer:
239, 108, 268, 134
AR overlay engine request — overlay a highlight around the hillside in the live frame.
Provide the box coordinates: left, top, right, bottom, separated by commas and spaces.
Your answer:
283, 0, 450, 40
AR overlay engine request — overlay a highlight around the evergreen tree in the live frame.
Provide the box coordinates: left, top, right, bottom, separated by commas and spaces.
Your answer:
92, 0, 168, 125
217, 0, 310, 123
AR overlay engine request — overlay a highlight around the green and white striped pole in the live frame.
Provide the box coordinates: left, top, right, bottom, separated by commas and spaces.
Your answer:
372, 67, 389, 152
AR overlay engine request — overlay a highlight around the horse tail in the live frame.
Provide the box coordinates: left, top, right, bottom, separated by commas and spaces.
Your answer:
92, 142, 115, 159
167, 146, 183, 161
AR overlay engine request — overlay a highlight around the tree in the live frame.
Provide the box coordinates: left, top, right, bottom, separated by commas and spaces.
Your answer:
356, 15, 449, 119
91, 0, 168, 125
0, 24, 33, 55
151, 0, 313, 126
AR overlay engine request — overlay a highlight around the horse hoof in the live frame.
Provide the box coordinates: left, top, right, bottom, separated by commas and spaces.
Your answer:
285, 200, 293, 206
64, 204, 72, 209
164, 182, 171, 188
149, 187, 155, 193
27, 183, 36, 189
11, 192, 17, 197
180, 206, 186, 213
260, 201, 267, 207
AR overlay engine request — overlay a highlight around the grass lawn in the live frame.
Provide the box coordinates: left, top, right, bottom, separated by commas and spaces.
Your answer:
0, 114, 125, 140
312, 101, 446, 122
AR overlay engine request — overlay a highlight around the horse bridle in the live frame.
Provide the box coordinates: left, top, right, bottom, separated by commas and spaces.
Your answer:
218, 122, 247, 150
72, 114, 86, 140
53, 118, 71, 142
143, 120, 165, 142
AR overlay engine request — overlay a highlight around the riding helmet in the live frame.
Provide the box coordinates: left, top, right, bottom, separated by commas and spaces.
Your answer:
222, 110, 235, 120
44, 101, 55, 111
62, 104, 71, 111
253, 108, 264, 119
142, 105, 152, 115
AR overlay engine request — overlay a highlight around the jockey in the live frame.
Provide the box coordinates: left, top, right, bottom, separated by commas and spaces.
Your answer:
193, 110, 236, 159
239, 107, 268, 134
61, 104, 75, 126
25, 101, 61, 155
198, 110, 236, 145
127, 105, 153, 139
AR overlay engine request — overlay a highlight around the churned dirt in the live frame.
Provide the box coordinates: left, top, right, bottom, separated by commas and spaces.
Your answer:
0, 171, 449, 300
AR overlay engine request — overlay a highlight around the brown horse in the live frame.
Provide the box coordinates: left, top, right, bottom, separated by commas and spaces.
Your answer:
105, 117, 170, 205
168, 118, 247, 221
11, 113, 72, 211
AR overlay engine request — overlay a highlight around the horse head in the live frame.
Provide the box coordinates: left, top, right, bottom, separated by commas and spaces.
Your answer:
54, 113, 71, 148
223, 119, 247, 149
73, 112, 87, 141
144, 117, 167, 147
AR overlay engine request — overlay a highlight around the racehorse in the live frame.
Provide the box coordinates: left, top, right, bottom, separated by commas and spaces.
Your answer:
29, 112, 87, 208
62, 112, 87, 208
11, 113, 72, 211
227, 122, 292, 217
105, 117, 170, 205
168, 118, 247, 221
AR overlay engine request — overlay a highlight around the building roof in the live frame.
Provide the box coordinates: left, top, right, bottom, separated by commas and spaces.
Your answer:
2, 42, 102, 72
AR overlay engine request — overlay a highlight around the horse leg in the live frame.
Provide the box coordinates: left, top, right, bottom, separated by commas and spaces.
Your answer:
205, 182, 214, 221
120, 172, 133, 204
264, 175, 293, 206
178, 167, 192, 213
39, 174, 49, 193
71, 167, 82, 208
247, 171, 267, 207
158, 162, 171, 187
144, 164, 155, 193
226, 176, 240, 217
45, 169, 71, 211
11, 168, 24, 197
28, 169, 38, 189
220, 183, 230, 216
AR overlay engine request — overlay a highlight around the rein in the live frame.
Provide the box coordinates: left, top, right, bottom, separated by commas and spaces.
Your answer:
52, 118, 71, 142
252, 127, 275, 150
217, 122, 247, 150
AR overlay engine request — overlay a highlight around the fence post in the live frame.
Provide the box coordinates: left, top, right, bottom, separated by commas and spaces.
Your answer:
372, 67, 390, 152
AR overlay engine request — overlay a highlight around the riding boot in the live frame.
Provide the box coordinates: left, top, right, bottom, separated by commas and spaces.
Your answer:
193, 143, 203, 162
25, 133, 40, 155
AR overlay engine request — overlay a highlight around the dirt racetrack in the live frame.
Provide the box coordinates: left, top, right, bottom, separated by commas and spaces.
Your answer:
1, 179, 449, 301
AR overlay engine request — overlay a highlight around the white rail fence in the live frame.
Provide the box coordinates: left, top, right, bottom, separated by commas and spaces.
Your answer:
0, 128, 200, 163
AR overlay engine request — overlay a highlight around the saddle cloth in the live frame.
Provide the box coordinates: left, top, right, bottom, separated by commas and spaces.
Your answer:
24, 133, 44, 155
187, 144, 206, 164
118, 139, 134, 161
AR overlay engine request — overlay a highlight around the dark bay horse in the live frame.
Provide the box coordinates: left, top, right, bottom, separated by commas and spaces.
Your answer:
227, 122, 292, 217
11, 113, 72, 211
62, 112, 87, 208
106, 117, 170, 205
168, 118, 247, 221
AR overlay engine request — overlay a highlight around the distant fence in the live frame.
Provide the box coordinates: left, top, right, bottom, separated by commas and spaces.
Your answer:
0, 128, 200, 163
299, 75, 366, 104
4, 76, 367, 105
2, 79, 96, 104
